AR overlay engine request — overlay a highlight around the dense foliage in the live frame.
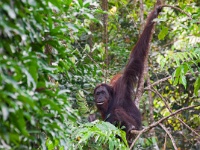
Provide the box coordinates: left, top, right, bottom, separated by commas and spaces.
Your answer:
0, 0, 126, 149
0, 0, 199, 149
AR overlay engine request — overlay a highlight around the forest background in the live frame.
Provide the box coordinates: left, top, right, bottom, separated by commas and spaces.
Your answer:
0, 0, 199, 149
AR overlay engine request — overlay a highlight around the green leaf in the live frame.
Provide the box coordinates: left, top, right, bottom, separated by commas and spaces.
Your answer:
14, 110, 29, 136
179, 75, 187, 88
173, 54, 180, 66
194, 77, 200, 96
181, 64, 189, 75
18, 94, 35, 109
67, 23, 79, 32
65, 0, 73, 11
48, 0, 60, 8
22, 68, 36, 90
85, 13, 95, 19
173, 67, 181, 86
1, 105, 9, 121
109, 138, 114, 150
78, 0, 83, 7
3, 4, 16, 19
158, 26, 168, 40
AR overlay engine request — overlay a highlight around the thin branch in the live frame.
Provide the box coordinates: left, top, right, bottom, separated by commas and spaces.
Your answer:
163, 133, 167, 150
130, 129, 144, 149
148, 77, 154, 124
134, 106, 196, 131
162, 38, 178, 47
177, 118, 200, 137
147, 76, 159, 150
146, 76, 171, 88
76, 42, 101, 70
101, 0, 109, 82
144, 71, 199, 90
159, 123, 178, 150
129, 105, 197, 149
148, 87, 200, 137
150, 87, 171, 110
161, 4, 192, 19
139, 0, 144, 31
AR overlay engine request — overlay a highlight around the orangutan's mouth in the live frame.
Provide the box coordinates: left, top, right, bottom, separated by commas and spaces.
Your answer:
97, 102, 104, 105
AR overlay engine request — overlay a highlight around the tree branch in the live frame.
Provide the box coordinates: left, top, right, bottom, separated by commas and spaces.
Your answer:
101, 0, 109, 82
147, 87, 200, 137
129, 105, 198, 149
147, 76, 160, 150
144, 71, 199, 90
159, 123, 178, 150
163, 133, 167, 150
160, 4, 192, 19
